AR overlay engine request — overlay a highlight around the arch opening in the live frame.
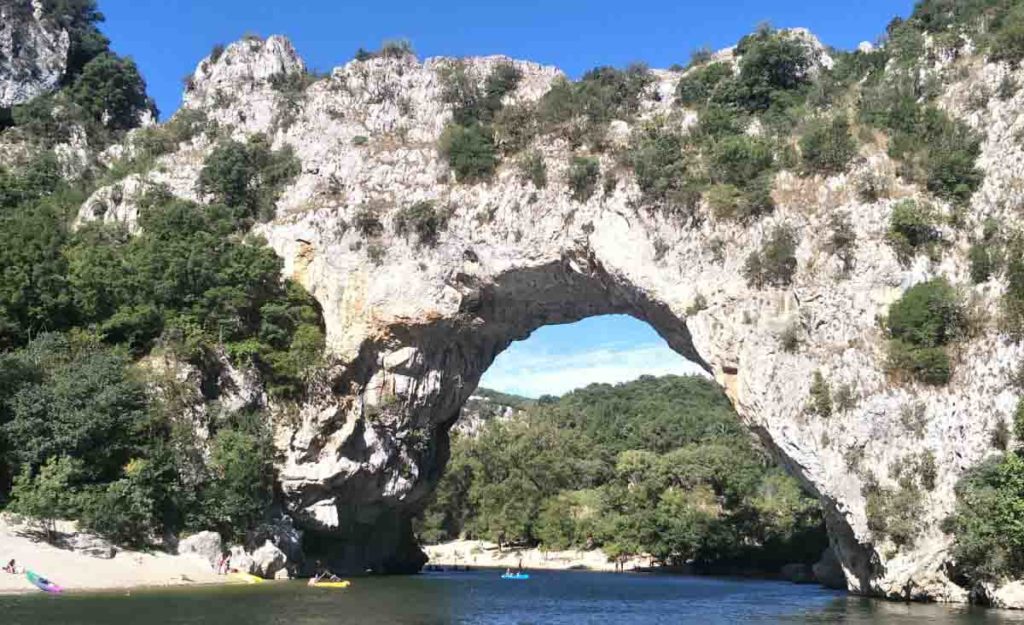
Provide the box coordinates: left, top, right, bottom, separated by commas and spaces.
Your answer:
284, 258, 866, 587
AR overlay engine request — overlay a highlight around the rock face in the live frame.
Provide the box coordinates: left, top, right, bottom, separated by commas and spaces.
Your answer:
177, 531, 223, 567
78, 34, 1024, 601
0, 0, 70, 109
250, 541, 288, 579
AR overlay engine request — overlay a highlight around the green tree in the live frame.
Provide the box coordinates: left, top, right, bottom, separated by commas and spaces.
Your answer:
70, 53, 154, 131
199, 418, 275, 541
9, 456, 84, 541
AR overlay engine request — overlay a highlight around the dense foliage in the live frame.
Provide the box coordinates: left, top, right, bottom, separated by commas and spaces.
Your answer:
4, 0, 155, 145
0, 10, 318, 545
197, 135, 301, 223
885, 278, 964, 385
417, 376, 826, 571
947, 451, 1024, 581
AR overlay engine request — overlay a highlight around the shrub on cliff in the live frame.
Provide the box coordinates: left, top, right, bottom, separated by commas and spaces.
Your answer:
628, 122, 702, 217
197, 135, 301, 223
886, 199, 941, 265
744, 225, 798, 289
946, 452, 1024, 581
864, 478, 923, 548
710, 135, 775, 186
567, 156, 600, 202
439, 123, 498, 183
394, 201, 450, 247
70, 53, 155, 132
1002, 239, 1024, 339
538, 64, 653, 149
885, 278, 964, 385
807, 371, 832, 417
800, 116, 857, 175
675, 62, 733, 107
727, 26, 814, 112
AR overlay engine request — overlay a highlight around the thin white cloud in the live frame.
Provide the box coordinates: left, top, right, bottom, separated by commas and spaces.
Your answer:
480, 342, 707, 398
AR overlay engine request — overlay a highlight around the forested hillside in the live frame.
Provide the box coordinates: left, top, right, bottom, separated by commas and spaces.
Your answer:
417, 376, 827, 571
0, 1, 321, 547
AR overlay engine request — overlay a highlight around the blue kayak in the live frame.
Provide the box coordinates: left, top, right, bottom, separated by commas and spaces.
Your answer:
501, 573, 530, 580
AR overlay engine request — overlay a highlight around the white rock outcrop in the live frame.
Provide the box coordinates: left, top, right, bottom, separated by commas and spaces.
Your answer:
78, 34, 1024, 602
0, 0, 69, 108
177, 531, 223, 567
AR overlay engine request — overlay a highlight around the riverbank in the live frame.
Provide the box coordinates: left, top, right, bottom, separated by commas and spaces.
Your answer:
423, 539, 647, 572
0, 517, 225, 594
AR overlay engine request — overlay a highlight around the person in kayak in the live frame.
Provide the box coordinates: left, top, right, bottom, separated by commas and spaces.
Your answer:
3, 559, 17, 574
308, 561, 342, 585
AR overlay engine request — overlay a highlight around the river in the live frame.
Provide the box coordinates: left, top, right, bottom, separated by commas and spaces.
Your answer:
3, 569, 1023, 624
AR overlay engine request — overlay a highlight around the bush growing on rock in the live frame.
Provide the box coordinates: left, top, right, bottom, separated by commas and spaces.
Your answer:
860, 80, 982, 204
567, 156, 600, 202
355, 39, 416, 61
807, 372, 832, 417
538, 64, 653, 150
864, 477, 923, 548
710, 135, 775, 187
70, 53, 155, 132
825, 212, 857, 273
439, 123, 498, 183
947, 452, 1024, 581
744, 225, 798, 289
886, 199, 941, 266
517, 151, 547, 189
628, 122, 701, 217
728, 26, 814, 113
885, 278, 964, 386
353, 205, 384, 237
800, 116, 856, 175
394, 201, 450, 247
197, 135, 301, 223
675, 62, 733, 107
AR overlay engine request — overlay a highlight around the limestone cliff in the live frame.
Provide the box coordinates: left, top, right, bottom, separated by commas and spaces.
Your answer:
0, 0, 70, 109
76, 32, 1024, 602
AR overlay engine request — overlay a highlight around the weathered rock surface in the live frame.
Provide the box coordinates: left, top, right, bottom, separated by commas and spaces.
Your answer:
250, 541, 288, 579
813, 546, 847, 590
0, 0, 70, 109
76, 33, 1024, 602
177, 531, 223, 567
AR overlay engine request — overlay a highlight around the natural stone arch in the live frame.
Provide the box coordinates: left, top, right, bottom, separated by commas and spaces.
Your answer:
79, 36, 1017, 603
276, 248, 873, 588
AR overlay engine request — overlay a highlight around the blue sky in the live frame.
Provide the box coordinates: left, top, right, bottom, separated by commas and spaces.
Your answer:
479, 316, 706, 398
94, 1, 916, 396
99, 0, 914, 118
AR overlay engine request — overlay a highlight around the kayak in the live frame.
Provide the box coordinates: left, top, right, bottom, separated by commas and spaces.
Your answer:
26, 570, 62, 594
310, 580, 351, 589
501, 573, 530, 580
230, 572, 265, 584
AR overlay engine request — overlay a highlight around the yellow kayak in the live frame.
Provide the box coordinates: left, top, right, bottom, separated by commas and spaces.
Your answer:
230, 572, 265, 584
310, 580, 351, 589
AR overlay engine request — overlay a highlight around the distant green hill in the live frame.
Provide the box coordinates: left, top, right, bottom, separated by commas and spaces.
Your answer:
418, 375, 826, 572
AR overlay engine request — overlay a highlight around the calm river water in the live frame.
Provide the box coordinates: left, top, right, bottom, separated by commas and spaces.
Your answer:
2, 569, 1023, 624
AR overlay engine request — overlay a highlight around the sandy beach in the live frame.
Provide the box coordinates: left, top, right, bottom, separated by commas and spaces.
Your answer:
423, 539, 648, 572
0, 517, 226, 594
